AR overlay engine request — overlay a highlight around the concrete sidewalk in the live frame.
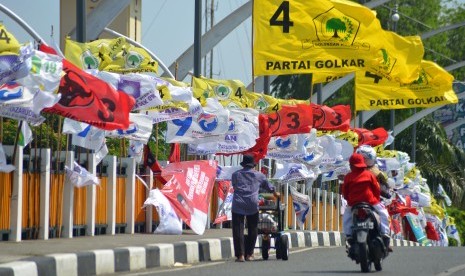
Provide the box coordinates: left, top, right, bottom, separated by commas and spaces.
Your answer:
0, 230, 418, 276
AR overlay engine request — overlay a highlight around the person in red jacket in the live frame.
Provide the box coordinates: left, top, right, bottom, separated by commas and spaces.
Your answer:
342, 153, 392, 251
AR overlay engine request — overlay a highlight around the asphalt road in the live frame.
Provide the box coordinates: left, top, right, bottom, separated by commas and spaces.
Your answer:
108, 246, 465, 276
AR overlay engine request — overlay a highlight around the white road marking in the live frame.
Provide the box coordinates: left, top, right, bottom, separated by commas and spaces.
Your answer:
435, 263, 465, 276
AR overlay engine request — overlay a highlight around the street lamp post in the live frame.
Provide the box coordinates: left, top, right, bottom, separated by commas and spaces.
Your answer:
390, 4, 399, 150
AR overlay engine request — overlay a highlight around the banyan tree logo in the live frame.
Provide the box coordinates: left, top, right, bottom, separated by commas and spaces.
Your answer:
254, 97, 269, 111
125, 51, 144, 68
80, 50, 99, 70
303, 11, 367, 50
214, 84, 231, 99
410, 70, 428, 86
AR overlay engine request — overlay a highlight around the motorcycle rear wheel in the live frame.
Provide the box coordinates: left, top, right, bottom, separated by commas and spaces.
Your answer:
359, 242, 371, 273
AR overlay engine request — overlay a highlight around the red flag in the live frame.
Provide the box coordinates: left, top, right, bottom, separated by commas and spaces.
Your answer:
311, 104, 351, 131
143, 145, 166, 184
160, 160, 217, 235
353, 127, 388, 147
267, 103, 312, 137
241, 114, 271, 162
40, 44, 135, 130
169, 143, 181, 163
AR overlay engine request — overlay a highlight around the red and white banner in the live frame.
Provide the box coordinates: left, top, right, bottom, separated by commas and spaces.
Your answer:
214, 180, 233, 224
160, 160, 217, 234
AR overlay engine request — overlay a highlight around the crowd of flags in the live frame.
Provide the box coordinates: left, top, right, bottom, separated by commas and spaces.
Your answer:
0, 0, 461, 243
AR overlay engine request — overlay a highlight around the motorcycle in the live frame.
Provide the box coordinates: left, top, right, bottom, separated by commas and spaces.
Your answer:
346, 202, 389, 273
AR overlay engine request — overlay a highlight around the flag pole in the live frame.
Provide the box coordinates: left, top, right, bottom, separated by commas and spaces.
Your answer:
11, 121, 23, 174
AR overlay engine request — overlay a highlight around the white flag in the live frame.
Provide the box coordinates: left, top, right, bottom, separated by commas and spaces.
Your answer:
97, 71, 163, 111
0, 143, 15, 172
65, 161, 100, 188
289, 186, 311, 229
105, 113, 153, 144
18, 121, 33, 147
128, 140, 144, 163
62, 118, 105, 151
273, 161, 316, 183
166, 98, 230, 144
143, 189, 182, 235
0, 44, 33, 85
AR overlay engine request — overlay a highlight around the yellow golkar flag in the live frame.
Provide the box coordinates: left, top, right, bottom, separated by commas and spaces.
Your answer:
0, 24, 21, 55
355, 60, 458, 111
254, 0, 387, 76
65, 37, 158, 73
192, 76, 249, 108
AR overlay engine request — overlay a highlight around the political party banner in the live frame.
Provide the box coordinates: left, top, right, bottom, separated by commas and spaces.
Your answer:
267, 103, 313, 137
216, 165, 242, 180
65, 37, 158, 73
405, 213, 429, 245
147, 85, 203, 123
128, 140, 144, 164
192, 76, 249, 108
187, 119, 258, 155
237, 113, 272, 161
0, 106, 46, 126
273, 161, 316, 182
267, 133, 308, 160
355, 60, 458, 111
0, 81, 37, 108
311, 104, 351, 131
245, 91, 281, 113
18, 121, 33, 147
62, 118, 106, 151
143, 189, 183, 235
214, 180, 234, 224
433, 82, 465, 126
106, 113, 153, 144
41, 43, 136, 130
27, 48, 63, 92
97, 71, 163, 111
0, 36, 31, 86
365, 33, 423, 84
160, 160, 218, 235
166, 98, 230, 144
289, 186, 311, 229
312, 72, 347, 84
0, 143, 15, 173
65, 161, 100, 188
353, 127, 388, 147
0, 23, 21, 54
253, 0, 386, 76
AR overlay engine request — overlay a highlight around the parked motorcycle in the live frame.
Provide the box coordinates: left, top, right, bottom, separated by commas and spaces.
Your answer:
346, 203, 389, 273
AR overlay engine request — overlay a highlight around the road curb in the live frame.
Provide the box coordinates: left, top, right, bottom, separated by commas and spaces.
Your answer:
0, 231, 419, 276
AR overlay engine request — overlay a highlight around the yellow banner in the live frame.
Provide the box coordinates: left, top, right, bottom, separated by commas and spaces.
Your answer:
192, 77, 249, 108
311, 72, 347, 84
245, 91, 282, 113
65, 37, 116, 70
253, 0, 389, 76
355, 60, 458, 111
0, 24, 21, 55
366, 33, 424, 84
65, 37, 158, 73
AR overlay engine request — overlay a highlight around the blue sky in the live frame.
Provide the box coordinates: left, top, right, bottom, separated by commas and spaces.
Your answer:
0, 0, 253, 85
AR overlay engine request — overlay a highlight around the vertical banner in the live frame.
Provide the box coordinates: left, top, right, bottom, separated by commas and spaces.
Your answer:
160, 160, 218, 235
214, 181, 234, 224
289, 186, 310, 229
